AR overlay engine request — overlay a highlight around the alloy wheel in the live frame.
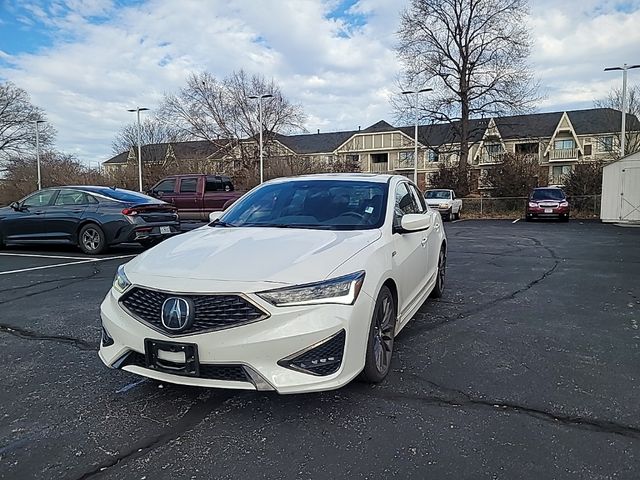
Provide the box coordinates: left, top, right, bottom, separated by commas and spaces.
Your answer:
82, 228, 101, 252
373, 295, 394, 373
438, 249, 446, 290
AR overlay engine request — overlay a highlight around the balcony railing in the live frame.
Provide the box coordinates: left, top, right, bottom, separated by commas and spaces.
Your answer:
549, 148, 579, 161
395, 158, 419, 170
478, 152, 504, 165
370, 161, 390, 173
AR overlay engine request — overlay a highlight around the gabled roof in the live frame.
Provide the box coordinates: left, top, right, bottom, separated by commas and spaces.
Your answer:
361, 120, 396, 133
275, 130, 359, 154
104, 140, 230, 164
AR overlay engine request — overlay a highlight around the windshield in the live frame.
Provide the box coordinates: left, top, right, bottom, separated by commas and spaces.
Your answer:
425, 190, 452, 200
218, 179, 388, 230
531, 189, 566, 201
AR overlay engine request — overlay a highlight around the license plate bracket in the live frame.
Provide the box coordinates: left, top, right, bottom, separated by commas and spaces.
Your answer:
144, 339, 199, 377
160, 226, 171, 234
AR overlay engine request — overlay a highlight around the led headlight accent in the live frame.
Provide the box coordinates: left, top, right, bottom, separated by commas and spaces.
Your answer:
113, 264, 132, 293
257, 271, 365, 307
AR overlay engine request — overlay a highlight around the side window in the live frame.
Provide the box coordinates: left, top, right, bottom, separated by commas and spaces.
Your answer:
22, 190, 56, 208
54, 189, 91, 206
409, 185, 426, 213
86, 194, 98, 204
394, 182, 420, 228
179, 178, 198, 193
155, 179, 176, 194
222, 177, 234, 192
206, 176, 222, 192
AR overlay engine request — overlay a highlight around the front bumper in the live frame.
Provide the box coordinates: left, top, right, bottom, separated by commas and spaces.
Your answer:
526, 207, 570, 218
99, 288, 374, 394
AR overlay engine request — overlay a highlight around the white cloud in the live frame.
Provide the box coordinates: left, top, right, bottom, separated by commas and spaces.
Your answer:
0, 0, 639, 164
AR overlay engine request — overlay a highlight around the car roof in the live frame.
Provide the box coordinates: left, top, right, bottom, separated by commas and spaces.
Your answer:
266, 173, 395, 184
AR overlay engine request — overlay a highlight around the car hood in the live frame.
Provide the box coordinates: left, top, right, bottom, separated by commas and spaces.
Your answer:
125, 226, 382, 289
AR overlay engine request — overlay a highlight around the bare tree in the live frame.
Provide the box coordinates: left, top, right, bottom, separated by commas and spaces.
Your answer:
0, 82, 56, 169
395, 0, 539, 194
484, 152, 539, 197
593, 84, 640, 157
111, 117, 187, 157
159, 70, 306, 180
0, 151, 106, 205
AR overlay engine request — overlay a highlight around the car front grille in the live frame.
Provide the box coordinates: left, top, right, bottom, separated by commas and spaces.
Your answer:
119, 287, 268, 336
120, 351, 249, 382
279, 330, 346, 376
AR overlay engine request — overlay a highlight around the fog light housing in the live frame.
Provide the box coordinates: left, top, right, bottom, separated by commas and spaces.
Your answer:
278, 330, 346, 376
101, 325, 114, 347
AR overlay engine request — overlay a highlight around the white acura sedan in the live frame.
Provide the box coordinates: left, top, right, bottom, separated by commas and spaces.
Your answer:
99, 174, 447, 394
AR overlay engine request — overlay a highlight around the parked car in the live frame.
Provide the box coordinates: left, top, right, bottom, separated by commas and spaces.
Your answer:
147, 174, 244, 221
424, 189, 462, 221
99, 174, 447, 393
0, 186, 179, 254
525, 187, 570, 222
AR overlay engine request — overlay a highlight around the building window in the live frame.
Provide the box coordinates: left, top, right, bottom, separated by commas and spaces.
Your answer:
371, 153, 388, 163
427, 149, 439, 162
398, 151, 414, 162
584, 144, 592, 156
601, 136, 614, 152
551, 165, 572, 184
554, 139, 575, 150
485, 143, 503, 154
346, 154, 359, 163
515, 142, 539, 155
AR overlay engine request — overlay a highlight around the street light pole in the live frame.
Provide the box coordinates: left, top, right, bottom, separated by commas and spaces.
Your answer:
402, 88, 432, 185
604, 63, 640, 157
127, 106, 149, 192
34, 120, 45, 190
248, 94, 273, 184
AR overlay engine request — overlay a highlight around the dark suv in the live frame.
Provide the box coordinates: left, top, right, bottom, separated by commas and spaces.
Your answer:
525, 187, 570, 222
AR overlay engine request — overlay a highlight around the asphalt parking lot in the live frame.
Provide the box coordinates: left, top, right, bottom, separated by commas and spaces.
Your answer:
0, 220, 638, 479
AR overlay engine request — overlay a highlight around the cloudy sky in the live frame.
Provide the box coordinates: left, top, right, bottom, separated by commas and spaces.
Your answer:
1, 0, 639, 165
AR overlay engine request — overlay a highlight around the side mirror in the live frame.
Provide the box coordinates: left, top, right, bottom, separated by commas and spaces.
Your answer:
400, 213, 432, 232
9, 201, 20, 211
209, 211, 224, 223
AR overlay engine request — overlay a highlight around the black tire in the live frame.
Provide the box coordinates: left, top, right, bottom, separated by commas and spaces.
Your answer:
561, 216, 570, 223
78, 223, 107, 255
360, 286, 397, 383
443, 213, 451, 222
140, 238, 161, 249
430, 245, 446, 298
0, 232, 5, 249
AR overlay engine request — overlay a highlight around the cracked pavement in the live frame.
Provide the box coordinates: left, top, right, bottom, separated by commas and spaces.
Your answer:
0, 220, 638, 479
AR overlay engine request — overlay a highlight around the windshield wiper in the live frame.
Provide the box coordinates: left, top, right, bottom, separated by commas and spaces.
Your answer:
209, 219, 235, 227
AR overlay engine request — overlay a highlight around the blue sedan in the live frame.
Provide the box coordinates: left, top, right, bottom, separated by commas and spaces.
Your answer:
0, 186, 180, 254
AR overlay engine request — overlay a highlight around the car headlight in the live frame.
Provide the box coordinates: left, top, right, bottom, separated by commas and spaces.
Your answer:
528, 202, 538, 207
439, 202, 451, 209
257, 271, 365, 307
113, 265, 132, 293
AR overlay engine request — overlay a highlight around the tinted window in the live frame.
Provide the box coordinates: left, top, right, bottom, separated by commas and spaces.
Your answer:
54, 189, 92, 206
180, 178, 198, 193
82, 187, 161, 204
409, 184, 426, 212
155, 179, 176, 193
206, 177, 222, 192
531, 189, 566, 201
218, 180, 387, 230
22, 190, 56, 208
394, 183, 420, 228
425, 190, 452, 199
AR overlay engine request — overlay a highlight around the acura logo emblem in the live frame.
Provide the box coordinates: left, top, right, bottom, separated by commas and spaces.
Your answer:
161, 297, 194, 332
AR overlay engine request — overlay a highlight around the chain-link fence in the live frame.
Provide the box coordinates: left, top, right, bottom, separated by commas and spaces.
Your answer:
460, 195, 601, 219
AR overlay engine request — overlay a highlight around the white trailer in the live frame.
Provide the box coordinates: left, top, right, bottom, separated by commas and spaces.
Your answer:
600, 152, 640, 223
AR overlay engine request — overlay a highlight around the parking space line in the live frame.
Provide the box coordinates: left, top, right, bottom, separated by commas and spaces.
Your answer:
0, 252, 100, 261
0, 254, 136, 276
512, 219, 520, 224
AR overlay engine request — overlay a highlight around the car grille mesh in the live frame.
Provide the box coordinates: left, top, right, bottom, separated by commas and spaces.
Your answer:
280, 330, 346, 376
120, 287, 267, 335
121, 351, 249, 382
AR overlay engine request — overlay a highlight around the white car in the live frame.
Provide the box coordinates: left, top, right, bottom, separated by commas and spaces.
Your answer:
99, 174, 447, 394
424, 189, 462, 221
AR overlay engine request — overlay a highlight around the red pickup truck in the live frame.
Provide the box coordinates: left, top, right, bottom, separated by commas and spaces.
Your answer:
148, 174, 244, 221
